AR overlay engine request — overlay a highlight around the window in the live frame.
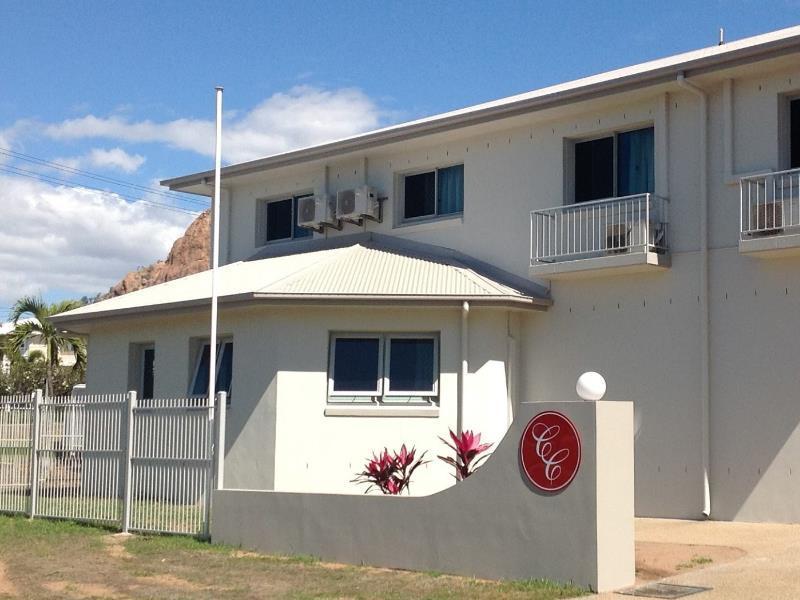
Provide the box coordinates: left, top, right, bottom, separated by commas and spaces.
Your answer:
255, 194, 313, 245
328, 334, 439, 404
402, 164, 464, 221
190, 340, 233, 398
129, 343, 155, 400
574, 127, 654, 203
791, 98, 800, 169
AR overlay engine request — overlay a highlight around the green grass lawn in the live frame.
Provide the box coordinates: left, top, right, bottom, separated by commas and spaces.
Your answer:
0, 514, 589, 599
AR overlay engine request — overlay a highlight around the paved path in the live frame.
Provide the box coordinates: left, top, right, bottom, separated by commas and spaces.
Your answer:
591, 518, 800, 599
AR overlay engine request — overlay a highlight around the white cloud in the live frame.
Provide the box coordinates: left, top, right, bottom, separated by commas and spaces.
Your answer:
43, 85, 382, 163
0, 174, 193, 308
56, 147, 146, 174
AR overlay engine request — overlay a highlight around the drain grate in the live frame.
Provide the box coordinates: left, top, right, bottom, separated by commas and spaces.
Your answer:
616, 582, 712, 598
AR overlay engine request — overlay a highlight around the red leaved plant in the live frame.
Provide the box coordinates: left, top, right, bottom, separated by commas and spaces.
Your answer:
352, 444, 428, 495
438, 429, 493, 481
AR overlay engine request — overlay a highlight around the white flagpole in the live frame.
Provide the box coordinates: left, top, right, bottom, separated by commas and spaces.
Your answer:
209, 86, 223, 405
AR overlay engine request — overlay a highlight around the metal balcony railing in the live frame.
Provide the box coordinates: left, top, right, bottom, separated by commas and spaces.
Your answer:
740, 168, 800, 239
530, 193, 669, 265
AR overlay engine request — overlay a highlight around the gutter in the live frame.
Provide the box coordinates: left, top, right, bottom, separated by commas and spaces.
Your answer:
163, 30, 800, 191
676, 72, 711, 519
51, 293, 550, 330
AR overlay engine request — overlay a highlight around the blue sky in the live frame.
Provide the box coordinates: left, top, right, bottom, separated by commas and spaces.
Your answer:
0, 1, 798, 314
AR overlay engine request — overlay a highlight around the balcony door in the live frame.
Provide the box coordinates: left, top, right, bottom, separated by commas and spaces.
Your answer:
574, 127, 654, 203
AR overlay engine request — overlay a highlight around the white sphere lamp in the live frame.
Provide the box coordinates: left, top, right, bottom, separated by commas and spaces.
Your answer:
576, 371, 606, 401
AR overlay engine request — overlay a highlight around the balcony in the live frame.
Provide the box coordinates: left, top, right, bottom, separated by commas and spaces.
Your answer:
530, 194, 670, 279
739, 168, 800, 257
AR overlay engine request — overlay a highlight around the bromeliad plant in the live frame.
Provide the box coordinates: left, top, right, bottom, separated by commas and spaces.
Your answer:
438, 429, 493, 481
352, 445, 428, 495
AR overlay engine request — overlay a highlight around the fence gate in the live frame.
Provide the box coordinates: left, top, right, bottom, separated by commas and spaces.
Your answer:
128, 396, 215, 536
0, 394, 34, 514
35, 394, 126, 524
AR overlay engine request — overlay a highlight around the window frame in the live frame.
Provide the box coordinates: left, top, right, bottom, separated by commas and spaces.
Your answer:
255, 193, 314, 247
327, 333, 384, 398
568, 125, 655, 204
189, 338, 234, 399
327, 333, 439, 403
383, 333, 439, 398
397, 163, 464, 224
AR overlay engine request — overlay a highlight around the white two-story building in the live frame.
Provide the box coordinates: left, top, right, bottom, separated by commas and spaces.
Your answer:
54, 25, 800, 523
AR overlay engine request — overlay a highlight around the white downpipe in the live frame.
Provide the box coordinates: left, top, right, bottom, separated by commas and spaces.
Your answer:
458, 301, 470, 435
209, 87, 223, 404
676, 72, 711, 519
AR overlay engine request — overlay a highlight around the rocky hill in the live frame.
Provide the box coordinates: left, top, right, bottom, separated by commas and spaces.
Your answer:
102, 210, 210, 299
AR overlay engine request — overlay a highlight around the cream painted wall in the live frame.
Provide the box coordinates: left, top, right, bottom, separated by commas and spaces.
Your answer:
85, 305, 516, 496
88, 57, 800, 521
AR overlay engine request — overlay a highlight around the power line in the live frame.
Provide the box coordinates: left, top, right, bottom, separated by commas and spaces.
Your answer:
0, 147, 210, 208
0, 164, 201, 216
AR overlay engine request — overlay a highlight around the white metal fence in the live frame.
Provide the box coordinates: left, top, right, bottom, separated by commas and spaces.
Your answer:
740, 168, 800, 238
530, 193, 669, 265
0, 390, 225, 537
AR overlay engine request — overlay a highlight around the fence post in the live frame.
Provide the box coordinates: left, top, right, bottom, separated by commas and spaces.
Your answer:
28, 389, 42, 519
214, 391, 226, 491
121, 390, 137, 533
201, 394, 216, 540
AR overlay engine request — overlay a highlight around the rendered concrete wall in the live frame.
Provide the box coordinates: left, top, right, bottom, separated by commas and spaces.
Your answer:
85, 58, 800, 522
85, 305, 515, 496
211, 400, 634, 593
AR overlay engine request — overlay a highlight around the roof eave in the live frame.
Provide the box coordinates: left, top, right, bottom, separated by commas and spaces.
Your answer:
49, 292, 550, 331
162, 30, 800, 191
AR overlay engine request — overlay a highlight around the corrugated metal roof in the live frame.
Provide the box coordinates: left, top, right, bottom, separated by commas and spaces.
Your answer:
52, 235, 550, 327
264, 243, 526, 298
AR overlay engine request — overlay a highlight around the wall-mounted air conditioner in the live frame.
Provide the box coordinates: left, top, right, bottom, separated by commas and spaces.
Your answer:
749, 202, 784, 236
297, 195, 339, 231
336, 186, 380, 223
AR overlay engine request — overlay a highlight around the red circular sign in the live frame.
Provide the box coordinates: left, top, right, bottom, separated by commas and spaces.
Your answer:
520, 411, 581, 492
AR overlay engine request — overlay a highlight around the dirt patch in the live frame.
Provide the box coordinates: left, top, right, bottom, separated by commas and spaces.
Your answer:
136, 573, 203, 592
43, 580, 119, 598
103, 534, 133, 560
635, 541, 745, 582
0, 560, 18, 597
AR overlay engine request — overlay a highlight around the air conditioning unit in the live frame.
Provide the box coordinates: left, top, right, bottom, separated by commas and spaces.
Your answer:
605, 224, 630, 255
749, 202, 783, 236
296, 195, 337, 231
336, 186, 380, 222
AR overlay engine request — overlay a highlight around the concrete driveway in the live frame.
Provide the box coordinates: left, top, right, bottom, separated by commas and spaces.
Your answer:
591, 517, 800, 599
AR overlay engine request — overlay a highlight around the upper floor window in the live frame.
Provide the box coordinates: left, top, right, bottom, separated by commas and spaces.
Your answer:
791, 98, 800, 169
190, 339, 233, 399
402, 164, 464, 221
574, 127, 654, 203
255, 194, 313, 246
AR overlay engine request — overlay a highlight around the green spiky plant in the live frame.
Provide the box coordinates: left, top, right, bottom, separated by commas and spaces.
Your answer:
6, 296, 86, 397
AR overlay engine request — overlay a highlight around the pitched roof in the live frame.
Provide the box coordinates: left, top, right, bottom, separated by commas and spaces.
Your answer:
52, 234, 550, 328
163, 25, 800, 191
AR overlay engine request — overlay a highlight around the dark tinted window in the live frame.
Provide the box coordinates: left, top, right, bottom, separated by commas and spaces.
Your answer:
388, 338, 435, 392
575, 136, 614, 203
617, 127, 655, 196
142, 347, 155, 399
404, 171, 436, 218
437, 165, 464, 215
266, 198, 292, 241
791, 99, 800, 169
332, 338, 380, 392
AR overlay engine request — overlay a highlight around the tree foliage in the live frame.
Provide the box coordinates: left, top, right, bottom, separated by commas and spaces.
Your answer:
3, 295, 87, 397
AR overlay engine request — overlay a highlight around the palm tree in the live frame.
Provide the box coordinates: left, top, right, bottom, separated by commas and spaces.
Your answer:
7, 296, 86, 396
